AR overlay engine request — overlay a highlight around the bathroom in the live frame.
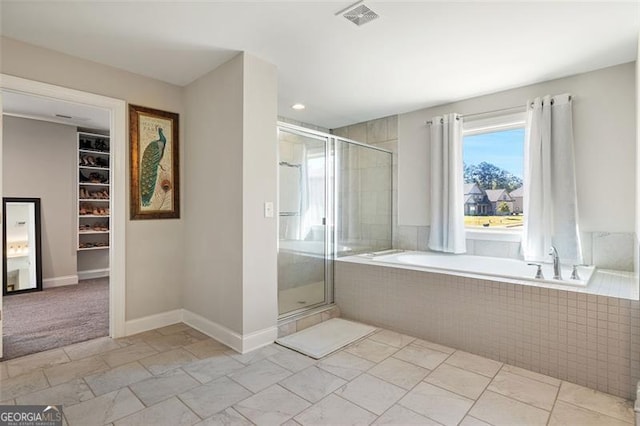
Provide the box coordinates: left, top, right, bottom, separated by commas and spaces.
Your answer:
277, 61, 638, 403
1, 2, 639, 424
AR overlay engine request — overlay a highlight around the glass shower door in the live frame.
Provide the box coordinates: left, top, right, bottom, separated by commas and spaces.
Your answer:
278, 127, 330, 317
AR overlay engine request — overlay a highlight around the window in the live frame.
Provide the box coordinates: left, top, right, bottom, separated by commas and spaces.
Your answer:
462, 112, 525, 230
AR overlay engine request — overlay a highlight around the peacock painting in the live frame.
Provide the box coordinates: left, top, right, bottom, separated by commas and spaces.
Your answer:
130, 104, 180, 220
140, 127, 166, 206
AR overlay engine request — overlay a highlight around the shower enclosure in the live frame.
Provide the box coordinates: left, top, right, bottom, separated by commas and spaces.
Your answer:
277, 122, 392, 318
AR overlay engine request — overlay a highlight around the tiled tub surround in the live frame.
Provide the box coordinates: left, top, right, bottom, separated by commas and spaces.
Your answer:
357, 251, 637, 300
367, 250, 599, 290
395, 226, 637, 272
335, 259, 640, 400
1, 323, 634, 425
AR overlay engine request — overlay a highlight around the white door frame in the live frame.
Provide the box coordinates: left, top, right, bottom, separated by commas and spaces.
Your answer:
0, 74, 127, 355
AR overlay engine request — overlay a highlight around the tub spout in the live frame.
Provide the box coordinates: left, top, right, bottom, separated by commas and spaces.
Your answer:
527, 263, 544, 280
549, 246, 562, 280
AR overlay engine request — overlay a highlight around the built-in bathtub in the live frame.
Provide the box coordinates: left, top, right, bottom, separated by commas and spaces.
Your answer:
335, 250, 639, 400
360, 250, 596, 288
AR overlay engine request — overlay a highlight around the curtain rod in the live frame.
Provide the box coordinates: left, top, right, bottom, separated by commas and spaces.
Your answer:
425, 105, 524, 125
425, 95, 572, 125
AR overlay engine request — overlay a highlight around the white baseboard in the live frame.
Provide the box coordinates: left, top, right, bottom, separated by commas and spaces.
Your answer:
182, 309, 243, 352
123, 308, 277, 353
124, 309, 183, 336
182, 309, 277, 354
78, 268, 110, 280
43, 275, 78, 288
241, 325, 278, 353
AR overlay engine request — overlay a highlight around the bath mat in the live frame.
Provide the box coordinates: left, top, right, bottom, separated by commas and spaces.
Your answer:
276, 318, 376, 359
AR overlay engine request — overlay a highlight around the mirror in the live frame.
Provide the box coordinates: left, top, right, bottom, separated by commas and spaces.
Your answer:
3, 197, 42, 295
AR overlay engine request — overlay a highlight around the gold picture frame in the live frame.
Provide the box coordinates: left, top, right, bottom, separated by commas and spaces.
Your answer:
129, 104, 180, 219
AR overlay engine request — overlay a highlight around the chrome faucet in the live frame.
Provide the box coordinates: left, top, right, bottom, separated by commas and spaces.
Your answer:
549, 246, 561, 280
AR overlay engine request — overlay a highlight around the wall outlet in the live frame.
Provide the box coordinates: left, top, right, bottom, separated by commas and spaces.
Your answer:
264, 202, 274, 218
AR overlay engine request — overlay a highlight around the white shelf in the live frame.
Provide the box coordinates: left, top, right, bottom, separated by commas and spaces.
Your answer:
79, 131, 110, 138
79, 149, 110, 156
79, 165, 109, 171
78, 131, 111, 254
79, 182, 110, 187
7, 253, 29, 259
78, 246, 109, 251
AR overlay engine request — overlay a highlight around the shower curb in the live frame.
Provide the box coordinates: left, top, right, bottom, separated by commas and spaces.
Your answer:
277, 304, 340, 338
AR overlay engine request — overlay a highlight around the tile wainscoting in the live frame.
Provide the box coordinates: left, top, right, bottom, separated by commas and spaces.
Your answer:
335, 260, 640, 400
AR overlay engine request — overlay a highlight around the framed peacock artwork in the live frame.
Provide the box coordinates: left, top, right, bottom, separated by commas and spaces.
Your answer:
129, 105, 180, 219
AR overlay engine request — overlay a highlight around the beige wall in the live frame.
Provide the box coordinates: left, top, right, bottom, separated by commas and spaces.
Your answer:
182, 52, 279, 337
182, 54, 244, 333
1, 37, 185, 320
3, 116, 77, 280
241, 53, 278, 334
399, 62, 637, 233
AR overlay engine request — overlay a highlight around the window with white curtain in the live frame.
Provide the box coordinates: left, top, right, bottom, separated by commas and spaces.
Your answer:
462, 112, 526, 230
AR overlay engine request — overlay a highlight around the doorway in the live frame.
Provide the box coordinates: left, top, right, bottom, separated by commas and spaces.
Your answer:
0, 75, 126, 359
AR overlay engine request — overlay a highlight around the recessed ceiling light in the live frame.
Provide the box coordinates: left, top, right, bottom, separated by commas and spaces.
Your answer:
291, 103, 305, 110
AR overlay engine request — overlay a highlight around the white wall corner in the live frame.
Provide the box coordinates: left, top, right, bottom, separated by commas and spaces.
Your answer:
182, 309, 277, 354
182, 309, 243, 353
78, 268, 110, 281
124, 309, 183, 336
240, 326, 278, 354
43, 275, 78, 288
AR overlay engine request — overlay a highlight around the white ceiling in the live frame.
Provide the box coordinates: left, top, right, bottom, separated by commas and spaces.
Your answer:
1, 1, 638, 129
2, 90, 110, 130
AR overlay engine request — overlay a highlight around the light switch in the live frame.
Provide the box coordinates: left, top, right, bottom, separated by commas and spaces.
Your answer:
264, 202, 274, 218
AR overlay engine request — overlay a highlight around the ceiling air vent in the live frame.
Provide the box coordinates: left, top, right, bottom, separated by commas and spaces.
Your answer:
339, 2, 379, 26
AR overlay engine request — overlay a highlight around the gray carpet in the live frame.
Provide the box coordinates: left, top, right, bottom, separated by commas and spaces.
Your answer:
2, 278, 109, 360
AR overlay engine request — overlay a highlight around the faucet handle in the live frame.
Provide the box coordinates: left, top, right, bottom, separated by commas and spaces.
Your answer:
570, 265, 581, 280
527, 263, 544, 280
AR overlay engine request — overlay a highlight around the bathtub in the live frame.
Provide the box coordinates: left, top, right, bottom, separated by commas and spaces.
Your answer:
359, 250, 596, 287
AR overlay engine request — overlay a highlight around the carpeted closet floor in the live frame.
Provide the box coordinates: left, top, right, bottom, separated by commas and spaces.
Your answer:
2, 278, 108, 360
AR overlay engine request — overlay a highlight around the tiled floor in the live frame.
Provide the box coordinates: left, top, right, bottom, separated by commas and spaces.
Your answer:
0, 322, 635, 425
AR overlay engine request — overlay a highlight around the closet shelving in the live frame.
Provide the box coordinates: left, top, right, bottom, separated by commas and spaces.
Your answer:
78, 131, 111, 251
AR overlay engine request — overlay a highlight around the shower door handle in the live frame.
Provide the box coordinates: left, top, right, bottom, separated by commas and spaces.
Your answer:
322, 218, 326, 225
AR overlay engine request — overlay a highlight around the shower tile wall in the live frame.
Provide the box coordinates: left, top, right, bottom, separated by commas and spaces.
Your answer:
332, 116, 397, 253
336, 260, 640, 400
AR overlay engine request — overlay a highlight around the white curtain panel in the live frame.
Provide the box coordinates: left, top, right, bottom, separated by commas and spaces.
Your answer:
428, 113, 466, 254
523, 94, 583, 264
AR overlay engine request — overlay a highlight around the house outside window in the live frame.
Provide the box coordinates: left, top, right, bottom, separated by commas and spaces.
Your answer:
462, 111, 526, 230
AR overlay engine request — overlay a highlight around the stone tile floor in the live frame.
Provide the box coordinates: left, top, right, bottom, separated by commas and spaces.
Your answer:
0, 322, 635, 425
